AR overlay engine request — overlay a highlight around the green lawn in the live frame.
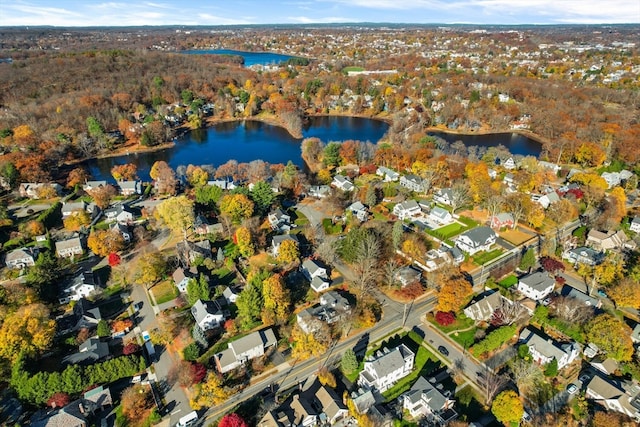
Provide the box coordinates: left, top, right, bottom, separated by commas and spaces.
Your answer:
429, 312, 475, 334
498, 274, 518, 288
343, 66, 364, 73
458, 216, 479, 228
150, 280, 178, 305
449, 328, 477, 348
293, 210, 310, 226
472, 249, 504, 265
322, 218, 343, 235
435, 222, 466, 238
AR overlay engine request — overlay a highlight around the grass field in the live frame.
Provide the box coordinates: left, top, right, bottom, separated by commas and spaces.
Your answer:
435, 222, 465, 238
342, 66, 364, 73
150, 280, 178, 305
498, 274, 518, 288
450, 328, 477, 348
472, 248, 504, 266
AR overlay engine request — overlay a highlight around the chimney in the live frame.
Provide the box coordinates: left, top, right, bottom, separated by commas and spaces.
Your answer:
78, 403, 85, 414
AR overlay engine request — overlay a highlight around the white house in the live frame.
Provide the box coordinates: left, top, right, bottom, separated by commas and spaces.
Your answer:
400, 174, 426, 193
358, 344, 415, 392
585, 376, 640, 422
207, 179, 237, 190
393, 200, 422, 220
403, 376, 457, 423
463, 291, 505, 322
563, 246, 604, 266
347, 201, 369, 222
433, 188, 453, 206
331, 175, 354, 192
104, 205, 135, 224
429, 206, 452, 225
503, 157, 516, 170
215, 328, 277, 373
55, 237, 84, 258
83, 180, 108, 192
118, 180, 142, 196
268, 209, 292, 232
301, 259, 331, 292
630, 216, 640, 234
308, 185, 331, 198
271, 234, 299, 257
517, 271, 555, 301
5, 247, 38, 269
172, 266, 198, 293
297, 291, 351, 334
536, 191, 560, 209
59, 271, 98, 304
191, 299, 227, 331
376, 166, 400, 182
519, 327, 580, 370
394, 266, 422, 287
455, 227, 497, 255
223, 287, 240, 304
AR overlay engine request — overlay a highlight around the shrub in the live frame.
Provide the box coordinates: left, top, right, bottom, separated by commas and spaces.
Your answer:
183, 343, 201, 361
435, 311, 456, 326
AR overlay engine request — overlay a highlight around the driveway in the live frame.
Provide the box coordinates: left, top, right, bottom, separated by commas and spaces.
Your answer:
295, 203, 325, 227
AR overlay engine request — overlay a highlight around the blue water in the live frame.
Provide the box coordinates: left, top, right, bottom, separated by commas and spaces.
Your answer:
428, 131, 542, 157
184, 49, 295, 67
86, 116, 389, 181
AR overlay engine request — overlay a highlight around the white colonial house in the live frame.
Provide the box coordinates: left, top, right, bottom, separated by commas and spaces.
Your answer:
433, 188, 453, 206
358, 344, 415, 392
400, 174, 426, 193
393, 200, 422, 220
429, 206, 452, 225
172, 266, 198, 293
331, 175, 354, 192
502, 157, 516, 170
118, 180, 142, 196
517, 271, 555, 301
55, 236, 84, 258
191, 299, 227, 331
215, 328, 277, 373
5, 247, 39, 269
347, 201, 369, 222
268, 209, 292, 232
301, 259, 331, 292
59, 271, 99, 304
463, 291, 505, 322
403, 376, 457, 423
376, 166, 400, 182
519, 327, 580, 370
630, 216, 640, 234
455, 227, 497, 255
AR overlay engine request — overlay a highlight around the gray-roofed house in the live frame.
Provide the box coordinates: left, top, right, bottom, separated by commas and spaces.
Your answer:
191, 299, 227, 331
56, 236, 84, 258
308, 185, 331, 198
268, 209, 292, 232
104, 204, 135, 224
393, 200, 422, 220
19, 182, 62, 199
215, 328, 277, 373
59, 271, 99, 304
61, 201, 88, 218
490, 212, 514, 229
297, 291, 351, 333
5, 246, 39, 269
631, 324, 640, 344
62, 337, 110, 366
537, 191, 560, 209
433, 188, 453, 206
429, 206, 452, 225
587, 229, 636, 252
402, 376, 457, 423
560, 285, 602, 308
118, 180, 142, 196
290, 395, 317, 427
400, 174, 426, 193
73, 298, 102, 330
376, 166, 400, 182
271, 234, 299, 257
331, 175, 354, 192
455, 226, 497, 255
223, 286, 240, 304
176, 240, 212, 267
463, 291, 505, 322
517, 271, 555, 301
301, 259, 331, 292
172, 266, 198, 293
347, 201, 369, 222
630, 216, 640, 234
519, 327, 580, 370
585, 376, 640, 422
395, 266, 422, 287
358, 344, 415, 392
563, 246, 604, 266
30, 404, 88, 427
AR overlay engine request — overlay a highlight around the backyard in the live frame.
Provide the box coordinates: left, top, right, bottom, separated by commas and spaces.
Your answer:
150, 279, 178, 305
471, 248, 504, 266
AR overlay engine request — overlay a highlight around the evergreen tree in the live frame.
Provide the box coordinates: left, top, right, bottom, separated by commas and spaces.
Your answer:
236, 283, 263, 330
97, 319, 110, 338
341, 349, 359, 374
250, 181, 276, 215
519, 247, 536, 271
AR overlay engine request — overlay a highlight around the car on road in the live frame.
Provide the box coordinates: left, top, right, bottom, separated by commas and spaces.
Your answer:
567, 383, 578, 394
437, 346, 449, 356
141, 330, 151, 342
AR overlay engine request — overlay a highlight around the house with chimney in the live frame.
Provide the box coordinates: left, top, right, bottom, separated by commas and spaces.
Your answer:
519, 327, 581, 370
215, 328, 277, 373
358, 344, 415, 393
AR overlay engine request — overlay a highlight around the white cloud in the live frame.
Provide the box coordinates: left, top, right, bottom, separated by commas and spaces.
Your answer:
287, 15, 353, 23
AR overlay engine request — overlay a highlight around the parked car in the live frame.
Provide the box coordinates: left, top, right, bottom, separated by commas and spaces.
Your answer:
437, 346, 449, 356
141, 330, 151, 342
567, 383, 578, 394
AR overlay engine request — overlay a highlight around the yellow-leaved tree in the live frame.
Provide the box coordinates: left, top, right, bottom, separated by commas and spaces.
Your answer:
235, 226, 254, 258
262, 274, 290, 325
277, 239, 300, 264
154, 195, 195, 239
219, 194, 254, 223
191, 373, 232, 409
87, 229, 125, 257
291, 324, 327, 361
608, 278, 640, 309
436, 273, 473, 313
0, 303, 56, 362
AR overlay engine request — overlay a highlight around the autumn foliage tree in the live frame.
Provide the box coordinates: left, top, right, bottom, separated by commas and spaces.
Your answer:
585, 314, 634, 361
191, 372, 232, 409
87, 184, 117, 209
0, 303, 56, 363
436, 273, 473, 313
261, 274, 290, 325
150, 161, 177, 195
47, 392, 70, 408
111, 163, 138, 181
108, 252, 121, 267
154, 195, 195, 238
121, 385, 154, 424
435, 311, 456, 326
63, 210, 91, 231
66, 167, 89, 188
87, 229, 125, 257
218, 413, 249, 427
277, 239, 300, 264
291, 324, 328, 361
219, 194, 254, 223
608, 278, 640, 309
235, 226, 254, 258
491, 390, 524, 425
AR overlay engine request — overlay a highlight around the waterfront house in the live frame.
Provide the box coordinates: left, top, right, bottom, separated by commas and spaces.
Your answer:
331, 175, 354, 192
118, 180, 142, 196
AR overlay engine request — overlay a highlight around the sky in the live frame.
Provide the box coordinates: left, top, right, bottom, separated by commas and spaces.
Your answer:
1, 0, 639, 27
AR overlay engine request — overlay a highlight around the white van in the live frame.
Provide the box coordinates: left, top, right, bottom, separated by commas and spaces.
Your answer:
176, 411, 198, 427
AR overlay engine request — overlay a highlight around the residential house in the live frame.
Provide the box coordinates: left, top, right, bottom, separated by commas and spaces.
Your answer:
207, 179, 237, 191
297, 291, 351, 333
31, 387, 112, 427
18, 182, 62, 199
104, 204, 135, 224
55, 236, 84, 258
503, 172, 515, 186
172, 266, 198, 293
402, 376, 457, 423
83, 180, 107, 192
517, 271, 555, 301
415, 249, 454, 273
463, 291, 505, 322
271, 234, 299, 257
290, 395, 318, 427
563, 246, 604, 266
191, 299, 228, 331
490, 212, 514, 229
395, 266, 422, 287
537, 191, 560, 209
301, 259, 331, 292
347, 201, 369, 222
519, 327, 581, 370
601, 170, 634, 189
539, 161, 561, 174
587, 229, 636, 251
62, 337, 110, 366
631, 324, 640, 344
400, 174, 426, 193
585, 376, 640, 422
630, 216, 640, 234
429, 206, 452, 225
393, 200, 422, 220
488, 168, 498, 179
61, 201, 89, 218
455, 227, 497, 255
503, 157, 516, 170
331, 175, 354, 192
223, 286, 239, 304
110, 222, 131, 242
268, 209, 292, 232
376, 166, 400, 182
59, 271, 99, 304
214, 328, 277, 373
590, 357, 619, 376
5, 247, 38, 269
176, 240, 212, 267
560, 285, 602, 309
73, 298, 102, 330
358, 344, 415, 392
118, 180, 142, 196
194, 215, 223, 236
308, 185, 331, 198
433, 188, 453, 206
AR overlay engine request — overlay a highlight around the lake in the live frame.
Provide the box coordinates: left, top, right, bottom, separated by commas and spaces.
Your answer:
86, 116, 390, 181
184, 49, 295, 67
428, 131, 542, 157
